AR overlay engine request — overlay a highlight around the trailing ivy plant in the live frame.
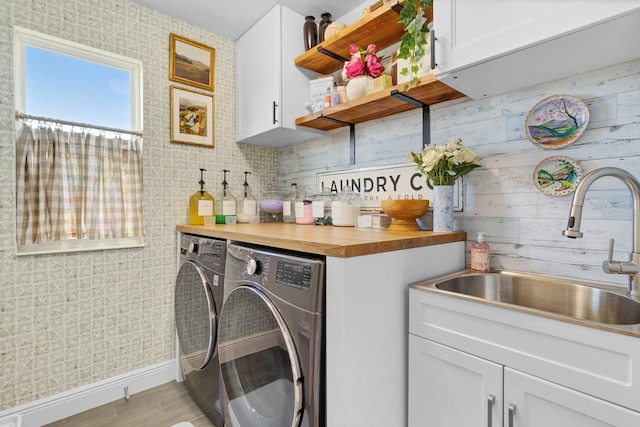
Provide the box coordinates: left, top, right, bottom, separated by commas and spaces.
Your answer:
397, 0, 433, 91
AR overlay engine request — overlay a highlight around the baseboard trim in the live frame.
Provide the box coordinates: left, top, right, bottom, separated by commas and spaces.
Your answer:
0, 359, 177, 427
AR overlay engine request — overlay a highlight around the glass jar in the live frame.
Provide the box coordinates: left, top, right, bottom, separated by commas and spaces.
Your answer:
259, 188, 284, 222
237, 172, 259, 223
294, 188, 314, 225
312, 187, 334, 225
282, 183, 298, 223
331, 186, 363, 226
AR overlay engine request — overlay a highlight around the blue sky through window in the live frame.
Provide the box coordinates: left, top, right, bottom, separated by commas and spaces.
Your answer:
25, 46, 131, 130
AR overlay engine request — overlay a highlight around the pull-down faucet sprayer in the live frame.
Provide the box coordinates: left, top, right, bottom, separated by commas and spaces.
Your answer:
562, 167, 640, 299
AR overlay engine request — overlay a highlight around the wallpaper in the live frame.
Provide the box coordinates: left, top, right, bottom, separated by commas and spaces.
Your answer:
0, 0, 277, 410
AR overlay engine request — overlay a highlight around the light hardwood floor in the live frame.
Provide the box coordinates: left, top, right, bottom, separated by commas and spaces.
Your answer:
43, 381, 216, 427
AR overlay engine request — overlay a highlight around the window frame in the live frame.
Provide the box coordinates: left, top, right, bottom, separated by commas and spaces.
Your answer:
14, 26, 145, 255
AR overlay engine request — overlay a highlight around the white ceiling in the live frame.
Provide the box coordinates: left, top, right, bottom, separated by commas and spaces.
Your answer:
130, 0, 368, 41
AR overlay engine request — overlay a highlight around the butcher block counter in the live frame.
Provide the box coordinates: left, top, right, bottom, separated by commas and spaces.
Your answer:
176, 223, 466, 258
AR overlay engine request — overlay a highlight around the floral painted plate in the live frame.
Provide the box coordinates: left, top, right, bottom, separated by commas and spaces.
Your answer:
533, 156, 583, 196
525, 94, 589, 149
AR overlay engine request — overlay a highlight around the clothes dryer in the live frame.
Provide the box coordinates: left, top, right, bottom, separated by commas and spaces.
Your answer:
219, 242, 325, 427
175, 233, 226, 426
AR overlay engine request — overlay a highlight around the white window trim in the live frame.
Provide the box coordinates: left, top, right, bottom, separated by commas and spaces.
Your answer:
14, 26, 145, 255
14, 26, 143, 135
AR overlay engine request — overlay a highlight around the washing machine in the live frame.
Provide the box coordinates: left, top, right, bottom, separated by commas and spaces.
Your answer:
219, 242, 325, 427
175, 233, 226, 426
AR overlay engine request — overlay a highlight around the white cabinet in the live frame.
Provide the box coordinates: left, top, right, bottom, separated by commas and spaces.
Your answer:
432, 0, 640, 99
505, 368, 640, 427
408, 336, 502, 427
235, 5, 321, 146
409, 336, 640, 426
408, 287, 640, 426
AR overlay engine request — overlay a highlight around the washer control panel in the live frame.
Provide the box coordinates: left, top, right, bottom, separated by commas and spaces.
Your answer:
275, 261, 312, 291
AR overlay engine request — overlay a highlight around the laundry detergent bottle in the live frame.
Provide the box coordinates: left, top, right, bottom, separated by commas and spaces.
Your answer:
188, 168, 215, 225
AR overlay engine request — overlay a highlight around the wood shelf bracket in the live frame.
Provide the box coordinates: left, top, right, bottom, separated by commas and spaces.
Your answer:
316, 46, 349, 64
390, 89, 431, 147
390, 1, 403, 14
318, 115, 356, 164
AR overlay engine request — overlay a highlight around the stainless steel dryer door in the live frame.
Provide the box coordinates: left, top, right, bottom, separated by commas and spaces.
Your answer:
219, 285, 304, 427
175, 260, 217, 371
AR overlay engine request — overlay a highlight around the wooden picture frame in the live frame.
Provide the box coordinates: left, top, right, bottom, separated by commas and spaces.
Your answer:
169, 33, 215, 91
170, 86, 215, 147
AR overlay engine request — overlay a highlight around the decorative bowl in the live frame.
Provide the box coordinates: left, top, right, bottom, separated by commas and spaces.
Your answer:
381, 200, 429, 231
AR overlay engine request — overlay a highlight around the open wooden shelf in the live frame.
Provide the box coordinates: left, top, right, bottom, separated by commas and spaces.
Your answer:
294, 1, 432, 75
295, 74, 465, 131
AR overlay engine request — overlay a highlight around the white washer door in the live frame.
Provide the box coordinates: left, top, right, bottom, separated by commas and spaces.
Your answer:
175, 260, 217, 371
219, 285, 304, 427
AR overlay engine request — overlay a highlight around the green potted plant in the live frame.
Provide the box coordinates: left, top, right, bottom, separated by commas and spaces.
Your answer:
397, 0, 433, 90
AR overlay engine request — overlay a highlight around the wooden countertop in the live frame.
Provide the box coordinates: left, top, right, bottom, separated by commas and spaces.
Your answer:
176, 223, 466, 258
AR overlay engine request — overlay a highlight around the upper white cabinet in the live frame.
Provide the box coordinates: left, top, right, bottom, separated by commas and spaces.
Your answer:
433, 0, 640, 99
235, 5, 320, 146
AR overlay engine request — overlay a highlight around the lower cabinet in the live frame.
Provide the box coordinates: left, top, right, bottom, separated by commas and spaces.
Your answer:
408, 336, 640, 426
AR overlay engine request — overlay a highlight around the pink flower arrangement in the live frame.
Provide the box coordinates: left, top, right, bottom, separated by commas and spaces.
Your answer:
342, 44, 384, 80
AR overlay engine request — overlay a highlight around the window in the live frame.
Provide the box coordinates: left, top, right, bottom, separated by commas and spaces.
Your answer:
14, 26, 144, 255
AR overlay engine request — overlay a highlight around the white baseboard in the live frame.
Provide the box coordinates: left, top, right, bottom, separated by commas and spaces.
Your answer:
0, 359, 177, 427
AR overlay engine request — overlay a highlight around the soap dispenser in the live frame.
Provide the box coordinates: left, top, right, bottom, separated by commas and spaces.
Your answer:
237, 171, 258, 223
215, 169, 237, 224
470, 232, 490, 272
188, 168, 215, 225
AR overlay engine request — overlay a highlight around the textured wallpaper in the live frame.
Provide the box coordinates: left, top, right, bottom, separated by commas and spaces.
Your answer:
0, 0, 277, 410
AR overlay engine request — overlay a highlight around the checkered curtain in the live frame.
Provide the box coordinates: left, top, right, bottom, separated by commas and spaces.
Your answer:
16, 123, 144, 245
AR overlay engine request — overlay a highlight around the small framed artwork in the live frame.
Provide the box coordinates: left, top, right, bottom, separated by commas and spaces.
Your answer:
169, 33, 215, 91
170, 86, 215, 147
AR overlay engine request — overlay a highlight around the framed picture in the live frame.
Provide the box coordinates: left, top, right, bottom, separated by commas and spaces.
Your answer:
170, 86, 215, 147
169, 33, 215, 91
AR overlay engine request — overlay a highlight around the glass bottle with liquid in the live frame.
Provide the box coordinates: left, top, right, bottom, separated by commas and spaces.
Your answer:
237, 171, 258, 223
215, 169, 237, 224
188, 168, 215, 225
282, 183, 299, 223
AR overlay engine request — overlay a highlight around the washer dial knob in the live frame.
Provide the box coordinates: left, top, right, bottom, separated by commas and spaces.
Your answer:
246, 258, 261, 275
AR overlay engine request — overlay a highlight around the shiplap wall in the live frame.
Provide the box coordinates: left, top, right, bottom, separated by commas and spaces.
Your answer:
278, 58, 640, 290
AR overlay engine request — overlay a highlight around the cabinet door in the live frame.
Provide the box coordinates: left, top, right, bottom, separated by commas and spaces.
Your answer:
504, 368, 640, 427
235, 5, 281, 141
433, 0, 639, 73
433, 0, 640, 99
408, 335, 502, 427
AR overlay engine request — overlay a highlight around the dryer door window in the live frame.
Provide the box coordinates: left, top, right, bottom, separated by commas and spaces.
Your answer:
175, 260, 217, 371
219, 285, 304, 427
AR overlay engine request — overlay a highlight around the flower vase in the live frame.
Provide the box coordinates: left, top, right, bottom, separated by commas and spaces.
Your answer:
432, 185, 454, 232
346, 75, 373, 101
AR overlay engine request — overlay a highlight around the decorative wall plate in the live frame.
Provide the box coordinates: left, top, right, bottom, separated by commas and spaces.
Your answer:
533, 156, 583, 196
525, 94, 589, 149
